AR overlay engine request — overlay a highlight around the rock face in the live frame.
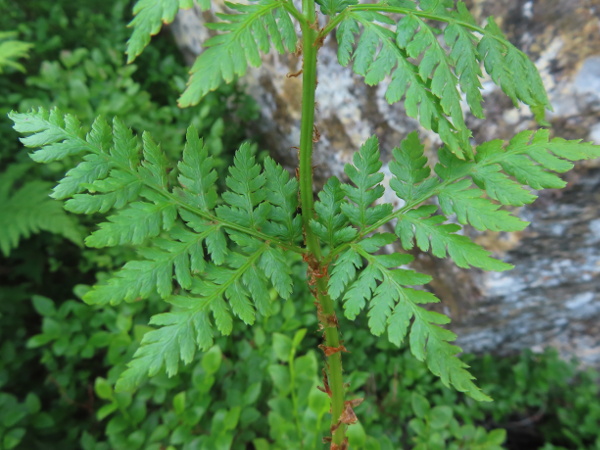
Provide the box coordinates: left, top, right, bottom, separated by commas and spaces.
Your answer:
171, 0, 600, 367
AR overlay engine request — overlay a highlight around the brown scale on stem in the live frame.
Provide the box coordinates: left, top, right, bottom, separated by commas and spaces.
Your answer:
312, 124, 321, 142
319, 343, 348, 357
317, 368, 332, 397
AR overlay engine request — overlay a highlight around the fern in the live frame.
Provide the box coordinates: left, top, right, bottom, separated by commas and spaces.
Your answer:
323, 129, 599, 400
333, 1, 552, 158
178, 0, 298, 106
0, 31, 32, 73
126, 0, 202, 63
0, 163, 82, 257
10, 107, 302, 386
10, 0, 600, 445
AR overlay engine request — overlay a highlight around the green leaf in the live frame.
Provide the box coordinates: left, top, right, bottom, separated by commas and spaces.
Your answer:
173, 392, 186, 415
474, 129, 600, 191
337, 13, 471, 157
342, 238, 491, 402
263, 157, 302, 243
272, 333, 292, 361
202, 345, 223, 375
437, 180, 527, 232
389, 132, 439, 203
0, 166, 83, 256
126, 0, 200, 63
395, 205, 512, 271
116, 309, 214, 391
341, 136, 393, 229
329, 248, 363, 300
311, 177, 357, 248
429, 406, 453, 429
217, 143, 270, 230
85, 201, 176, 247
411, 393, 430, 418
179, 0, 297, 106
95, 377, 114, 400
259, 247, 293, 299
0, 31, 33, 73
444, 4, 484, 118
316, 0, 357, 15
176, 127, 218, 211
478, 17, 550, 122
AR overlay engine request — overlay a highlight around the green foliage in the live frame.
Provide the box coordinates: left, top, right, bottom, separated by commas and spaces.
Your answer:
0, 31, 33, 73
127, 0, 203, 63
178, 0, 298, 106
334, 1, 550, 158
408, 393, 506, 449
0, 163, 82, 256
7, 0, 600, 447
10, 107, 302, 390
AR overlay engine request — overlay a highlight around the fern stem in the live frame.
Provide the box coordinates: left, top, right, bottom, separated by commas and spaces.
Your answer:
298, 1, 347, 447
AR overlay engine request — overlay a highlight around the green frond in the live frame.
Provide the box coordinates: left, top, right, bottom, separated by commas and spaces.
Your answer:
126, 0, 201, 63
11, 108, 302, 390
340, 136, 393, 229
478, 17, 550, 122
263, 157, 303, 243
83, 224, 220, 305
216, 143, 271, 230
310, 177, 357, 248
328, 246, 362, 300
85, 201, 177, 247
389, 131, 439, 203
316, 0, 357, 16
443, 3, 484, 118
0, 31, 33, 73
334, 232, 490, 401
0, 164, 83, 257
436, 180, 528, 232
115, 239, 293, 390
178, 0, 298, 106
395, 205, 512, 271
334, 1, 561, 155
259, 246, 294, 299
336, 12, 471, 158
115, 308, 214, 391
176, 128, 219, 211
474, 130, 600, 190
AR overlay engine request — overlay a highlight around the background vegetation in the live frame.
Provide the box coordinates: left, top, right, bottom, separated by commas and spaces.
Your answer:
0, 0, 598, 448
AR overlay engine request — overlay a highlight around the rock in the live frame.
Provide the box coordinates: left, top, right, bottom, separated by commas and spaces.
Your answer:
171, 0, 600, 367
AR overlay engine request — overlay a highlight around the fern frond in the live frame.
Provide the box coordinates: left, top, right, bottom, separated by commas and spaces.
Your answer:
0, 164, 82, 256
263, 157, 302, 243
395, 205, 512, 271
340, 136, 393, 229
333, 1, 557, 157
178, 0, 298, 106
474, 129, 600, 192
336, 11, 470, 157
115, 308, 214, 391
310, 177, 357, 248
116, 238, 289, 390
329, 231, 491, 401
442, 3, 484, 118
216, 144, 271, 230
126, 0, 201, 63
389, 131, 438, 204
11, 107, 301, 388
0, 31, 33, 73
316, 0, 357, 16
477, 17, 550, 122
